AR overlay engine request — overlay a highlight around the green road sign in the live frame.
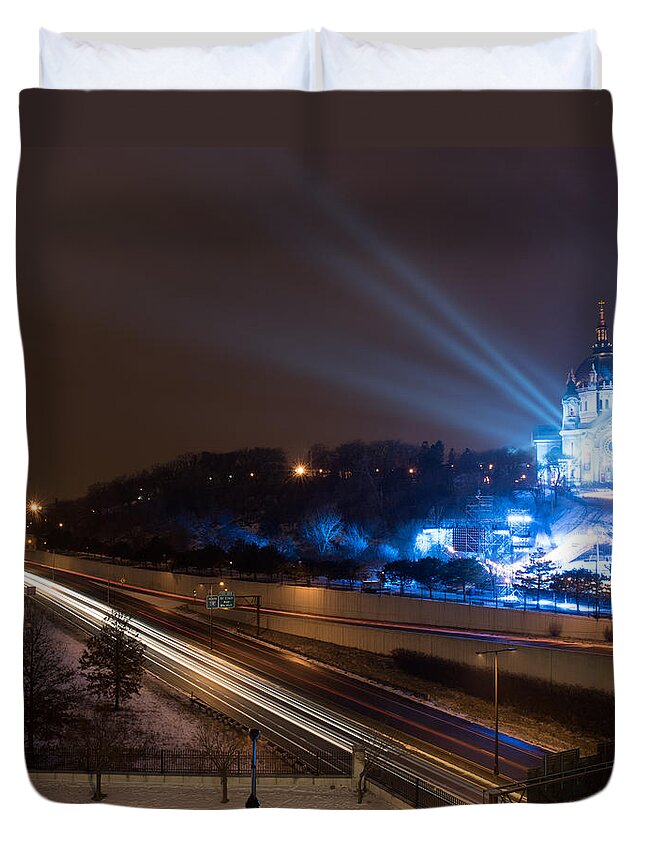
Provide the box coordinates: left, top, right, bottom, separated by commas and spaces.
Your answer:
206, 593, 235, 609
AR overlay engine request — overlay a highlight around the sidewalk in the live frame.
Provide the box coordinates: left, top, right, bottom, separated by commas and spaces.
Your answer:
30, 775, 394, 810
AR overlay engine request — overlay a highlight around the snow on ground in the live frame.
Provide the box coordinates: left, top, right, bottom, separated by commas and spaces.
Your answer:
531, 495, 612, 569
202, 613, 605, 756
47, 616, 206, 748
36, 615, 396, 809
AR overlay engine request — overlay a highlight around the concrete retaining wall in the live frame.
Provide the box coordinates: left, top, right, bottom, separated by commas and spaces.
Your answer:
29, 551, 611, 640
26, 551, 614, 693
208, 605, 613, 693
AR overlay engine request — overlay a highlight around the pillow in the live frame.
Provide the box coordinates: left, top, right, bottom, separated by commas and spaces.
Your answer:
40, 29, 316, 90
321, 29, 600, 90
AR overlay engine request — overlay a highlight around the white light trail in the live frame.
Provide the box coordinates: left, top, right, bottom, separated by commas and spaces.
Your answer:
26, 572, 493, 800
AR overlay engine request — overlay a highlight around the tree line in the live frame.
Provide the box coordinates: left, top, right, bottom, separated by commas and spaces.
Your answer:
32, 440, 536, 581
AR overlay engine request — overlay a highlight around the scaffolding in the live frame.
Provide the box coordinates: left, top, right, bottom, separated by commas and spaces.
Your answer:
449, 495, 515, 562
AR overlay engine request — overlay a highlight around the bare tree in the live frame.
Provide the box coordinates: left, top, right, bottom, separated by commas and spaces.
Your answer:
341, 523, 369, 560
23, 599, 76, 750
356, 736, 390, 804
194, 720, 246, 804
302, 510, 343, 558
73, 704, 155, 801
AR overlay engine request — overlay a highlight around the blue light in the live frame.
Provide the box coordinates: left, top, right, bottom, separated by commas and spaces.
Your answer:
311, 185, 561, 424
415, 531, 432, 556
507, 514, 533, 525
414, 528, 453, 558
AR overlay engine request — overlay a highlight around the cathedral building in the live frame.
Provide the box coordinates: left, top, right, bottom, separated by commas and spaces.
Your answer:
534, 301, 613, 488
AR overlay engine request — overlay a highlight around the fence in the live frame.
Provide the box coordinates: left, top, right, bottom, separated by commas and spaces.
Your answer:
27, 746, 465, 808
25, 746, 352, 778
484, 742, 614, 803
367, 761, 464, 808
179, 569, 612, 619
36, 550, 612, 619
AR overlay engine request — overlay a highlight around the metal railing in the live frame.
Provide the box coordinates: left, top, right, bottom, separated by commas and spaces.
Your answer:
367, 762, 464, 808
34, 551, 612, 619
25, 746, 352, 778
485, 760, 614, 803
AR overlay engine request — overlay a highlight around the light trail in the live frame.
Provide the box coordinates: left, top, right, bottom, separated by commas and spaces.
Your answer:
26, 571, 492, 801
26, 572, 352, 752
25, 560, 611, 656
30, 572, 548, 802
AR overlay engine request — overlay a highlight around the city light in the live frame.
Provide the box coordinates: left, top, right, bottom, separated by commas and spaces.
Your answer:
415, 531, 431, 556
292, 463, 308, 478
507, 514, 533, 525
415, 528, 452, 557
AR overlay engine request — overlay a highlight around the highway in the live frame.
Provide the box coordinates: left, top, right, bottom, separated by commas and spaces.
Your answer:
242, 602, 612, 654
25, 565, 548, 804
24, 559, 611, 656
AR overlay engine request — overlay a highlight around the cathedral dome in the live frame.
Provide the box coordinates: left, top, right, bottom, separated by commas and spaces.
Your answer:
575, 351, 613, 385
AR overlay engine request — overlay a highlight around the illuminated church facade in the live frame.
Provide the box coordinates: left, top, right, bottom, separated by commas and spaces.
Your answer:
534, 301, 613, 488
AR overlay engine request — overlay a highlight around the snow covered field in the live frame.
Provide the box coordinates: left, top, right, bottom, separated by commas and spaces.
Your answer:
534, 494, 613, 571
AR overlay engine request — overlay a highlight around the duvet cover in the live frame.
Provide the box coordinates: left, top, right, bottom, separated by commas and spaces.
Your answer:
19, 89, 615, 808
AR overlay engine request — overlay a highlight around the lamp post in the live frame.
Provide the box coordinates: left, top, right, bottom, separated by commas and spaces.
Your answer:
476, 647, 517, 776
595, 541, 600, 619
199, 582, 219, 651
209, 584, 214, 650
245, 728, 261, 808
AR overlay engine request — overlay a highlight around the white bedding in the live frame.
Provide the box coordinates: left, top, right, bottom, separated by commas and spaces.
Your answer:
39, 30, 601, 91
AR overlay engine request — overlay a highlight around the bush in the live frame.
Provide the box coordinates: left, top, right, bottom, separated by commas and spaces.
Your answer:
548, 620, 562, 638
391, 648, 614, 737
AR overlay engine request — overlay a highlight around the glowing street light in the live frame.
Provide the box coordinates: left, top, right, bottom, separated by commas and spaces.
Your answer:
293, 463, 308, 478
27, 500, 43, 518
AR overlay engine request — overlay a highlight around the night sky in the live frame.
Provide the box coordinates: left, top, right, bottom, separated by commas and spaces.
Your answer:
19, 142, 616, 499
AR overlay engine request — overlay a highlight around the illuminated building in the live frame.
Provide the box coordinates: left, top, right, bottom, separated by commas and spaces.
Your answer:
534, 301, 613, 488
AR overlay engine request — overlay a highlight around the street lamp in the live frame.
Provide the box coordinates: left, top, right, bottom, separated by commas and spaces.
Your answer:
200, 583, 215, 651
245, 728, 261, 808
476, 647, 517, 776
